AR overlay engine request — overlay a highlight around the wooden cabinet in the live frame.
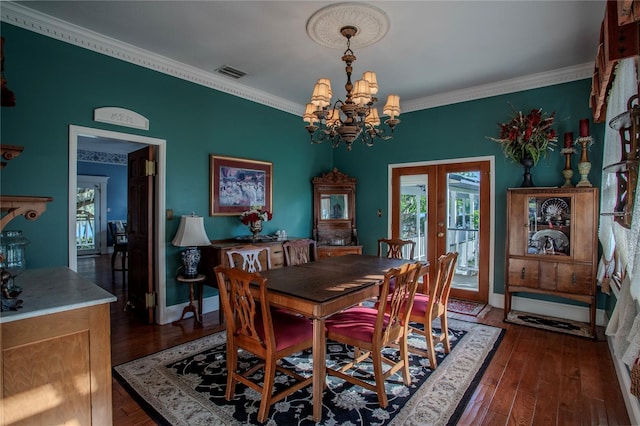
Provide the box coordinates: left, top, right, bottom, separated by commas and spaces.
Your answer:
317, 245, 362, 258
504, 187, 598, 338
1, 267, 116, 425
312, 168, 362, 256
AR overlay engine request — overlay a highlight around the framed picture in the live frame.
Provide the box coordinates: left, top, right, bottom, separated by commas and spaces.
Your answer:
210, 155, 272, 216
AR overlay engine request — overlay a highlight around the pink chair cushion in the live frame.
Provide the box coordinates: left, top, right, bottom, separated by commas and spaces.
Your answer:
326, 306, 389, 342
375, 293, 430, 318
409, 293, 430, 317
254, 308, 313, 351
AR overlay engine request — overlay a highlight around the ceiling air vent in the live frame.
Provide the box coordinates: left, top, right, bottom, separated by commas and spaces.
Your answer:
215, 65, 246, 79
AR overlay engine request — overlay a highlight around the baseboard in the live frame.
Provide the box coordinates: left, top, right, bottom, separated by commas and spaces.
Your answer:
490, 293, 606, 326
608, 334, 640, 425
164, 295, 219, 323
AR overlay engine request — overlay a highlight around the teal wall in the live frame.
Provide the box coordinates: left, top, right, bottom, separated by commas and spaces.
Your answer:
0, 23, 331, 306
334, 80, 605, 303
1, 23, 607, 309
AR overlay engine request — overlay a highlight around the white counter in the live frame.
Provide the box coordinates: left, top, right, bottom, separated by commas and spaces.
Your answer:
0, 266, 117, 323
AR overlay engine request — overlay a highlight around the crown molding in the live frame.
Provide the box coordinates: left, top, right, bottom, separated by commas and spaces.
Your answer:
1, 2, 303, 116
402, 63, 594, 113
2, 2, 593, 118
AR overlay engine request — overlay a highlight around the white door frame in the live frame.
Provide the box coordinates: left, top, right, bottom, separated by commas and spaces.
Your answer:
68, 125, 168, 324
388, 155, 498, 307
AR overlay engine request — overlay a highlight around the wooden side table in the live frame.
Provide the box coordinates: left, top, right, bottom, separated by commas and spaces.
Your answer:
174, 274, 206, 326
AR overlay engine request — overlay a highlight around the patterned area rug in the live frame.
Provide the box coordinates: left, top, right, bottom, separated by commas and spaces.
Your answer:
505, 310, 593, 338
113, 319, 503, 425
447, 298, 492, 319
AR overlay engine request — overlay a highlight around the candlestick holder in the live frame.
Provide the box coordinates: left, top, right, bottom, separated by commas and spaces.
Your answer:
575, 136, 593, 187
560, 147, 575, 187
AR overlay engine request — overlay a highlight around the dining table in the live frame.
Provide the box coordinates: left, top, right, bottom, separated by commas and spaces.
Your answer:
259, 254, 428, 422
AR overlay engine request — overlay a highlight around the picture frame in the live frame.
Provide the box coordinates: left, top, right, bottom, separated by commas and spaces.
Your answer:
210, 155, 272, 216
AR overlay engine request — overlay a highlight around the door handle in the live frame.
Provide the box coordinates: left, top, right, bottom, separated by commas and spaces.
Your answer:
521, 267, 525, 279
437, 232, 444, 237
572, 272, 576, 284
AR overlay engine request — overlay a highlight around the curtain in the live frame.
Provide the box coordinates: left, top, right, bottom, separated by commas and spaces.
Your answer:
604, 57, 640, 368
598, 58, 637, 292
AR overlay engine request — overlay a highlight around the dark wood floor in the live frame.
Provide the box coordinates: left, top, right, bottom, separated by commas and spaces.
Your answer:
77, 254, 631, 425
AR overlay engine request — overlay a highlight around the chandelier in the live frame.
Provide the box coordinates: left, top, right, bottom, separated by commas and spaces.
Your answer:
303, 25, 400, 151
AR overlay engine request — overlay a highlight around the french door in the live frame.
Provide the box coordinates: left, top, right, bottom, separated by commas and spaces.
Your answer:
76, 175, 108, 256
390, 160, 490, 302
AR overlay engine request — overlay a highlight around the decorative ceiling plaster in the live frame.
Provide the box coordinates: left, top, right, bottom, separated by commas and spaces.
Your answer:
306, 3, 390, 49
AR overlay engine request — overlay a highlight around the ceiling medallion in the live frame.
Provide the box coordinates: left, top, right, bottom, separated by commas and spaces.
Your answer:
303, 3, 399, 150
306, 2, 390, 50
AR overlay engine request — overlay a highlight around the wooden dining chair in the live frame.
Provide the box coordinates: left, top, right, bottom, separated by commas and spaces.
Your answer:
214, 265, 314, 423
283, 239, 318, 266
377, 238, 415, 260
226, 246, 271, 272
325, 261, 422, 408
108, 221, 128, 283
406, 251, 458, 369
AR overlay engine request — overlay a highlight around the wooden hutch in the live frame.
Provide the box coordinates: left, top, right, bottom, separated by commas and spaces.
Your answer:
312, 168, 362, 258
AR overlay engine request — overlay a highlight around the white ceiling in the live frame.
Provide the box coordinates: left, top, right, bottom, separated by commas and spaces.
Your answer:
5, 1, 606, 153
9, 1, 606, 109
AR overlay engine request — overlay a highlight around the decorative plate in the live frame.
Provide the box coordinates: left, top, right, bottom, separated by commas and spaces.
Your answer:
531, 229, 569, 253
541, 198, 569, 220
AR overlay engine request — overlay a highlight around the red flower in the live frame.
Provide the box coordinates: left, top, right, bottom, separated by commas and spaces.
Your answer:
239, 208, 272, 225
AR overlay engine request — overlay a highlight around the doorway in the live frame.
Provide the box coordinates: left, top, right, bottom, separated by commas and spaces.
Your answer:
389, 157, 493, 303
68, 125, 169, 324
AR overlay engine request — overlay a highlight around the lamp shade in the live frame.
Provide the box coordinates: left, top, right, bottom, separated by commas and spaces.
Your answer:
303, 103, 318, 124
351, 79, 372, 106
383, 95, 401, 119
172, 215, 211, 247
362, 71, 378, 95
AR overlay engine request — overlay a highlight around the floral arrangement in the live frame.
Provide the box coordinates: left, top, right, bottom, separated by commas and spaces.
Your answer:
487, 105, 557, 165
239, 207, 272, 225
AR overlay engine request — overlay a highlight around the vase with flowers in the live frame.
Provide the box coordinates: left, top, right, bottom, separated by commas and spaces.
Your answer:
240, 207, 273, 241
487, 105, 557, 187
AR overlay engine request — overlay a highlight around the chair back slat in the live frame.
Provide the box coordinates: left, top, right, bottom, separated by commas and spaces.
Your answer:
377, 238, 415, 260
376, 262, 421, 344
429, 252, 459, 307
283, 239, 318, 266
215, 266, 273, 350
227, 246, 271, 272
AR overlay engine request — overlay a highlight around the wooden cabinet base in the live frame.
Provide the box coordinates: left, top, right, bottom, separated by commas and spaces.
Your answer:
1, 304, 113, 425
317, 245, 362, 258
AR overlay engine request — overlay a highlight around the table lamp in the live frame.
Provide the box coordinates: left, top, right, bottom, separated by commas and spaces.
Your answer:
171, 214, 211, 278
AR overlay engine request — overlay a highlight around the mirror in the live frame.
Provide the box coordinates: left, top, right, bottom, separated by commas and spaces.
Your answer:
320, 194, 349, 220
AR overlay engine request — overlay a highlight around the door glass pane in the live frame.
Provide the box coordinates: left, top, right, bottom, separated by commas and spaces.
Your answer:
446, 171, 480, 292
77, 185, 96, 253
527, 196, 571, 255
399, 174, 427, 260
